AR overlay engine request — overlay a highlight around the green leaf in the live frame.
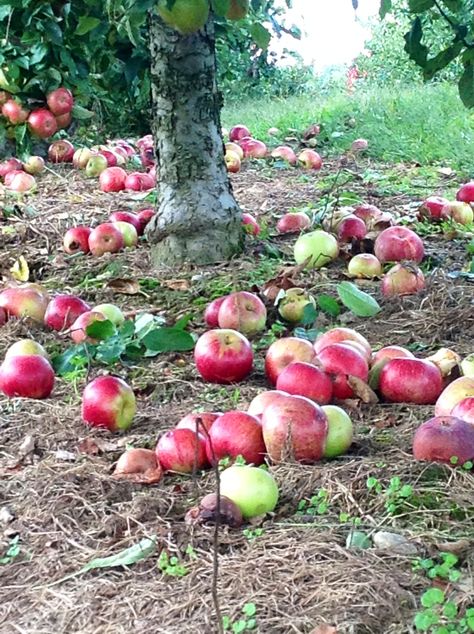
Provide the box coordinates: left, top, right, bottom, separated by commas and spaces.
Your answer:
51, 344, 91, 375
142, 327, 195, 354
414, 610, 438, 631
86, 319, 116, 340
336, 282, 381, 317
316, 294, 340, 317
300, 302, 318, 326
75, 16, 101, 36
442, 601, 457, 619
379, 0, 392, 18
408, 0, 434, 12
250, 23, 271, 49
242, 603, 257, 617
459, 62, 474, 109
346, 530, 372, 549
212, 0, 231, 16
421, 588, 445, 608
71, 104, 95, 120
423, 41, 463, 80
174, 314, 193, 330
404, 17, 428, 67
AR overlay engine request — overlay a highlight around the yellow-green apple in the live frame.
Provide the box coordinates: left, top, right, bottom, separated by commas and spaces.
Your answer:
276, 212, 311, 234
374, 226, 424, 263
27, 108, 58, 138
73, 148, 94, 169
5, 339, 48, 360
226, 0, 249, 19
82, 375, 136, 431
277, 287, 316, 324
417, 196, 450, 221
229, 124, 250, 142
276, 361, 333, 404
317, 343, 369, 399
63, 226, 92, 254
88, 223, 125, 256
155, 428, 208, 472
225, 142, 244, 159
112, 220, 138, 247
205, 411, 266, 465
109, 211, 141, 233
294, 230, 339, 269
194, 329, 253, 384
48, 140, 74, 163
0, 355, 54, 398
380, 358, 443, 404
381, 263, 425, 297
46, 87, 73, 115
452, 397, 474, 425
413, 416, 474, 465
337, 215, 367, 242
322, 405, 353, 457
461, 354, 474, 378
5, 172, 36, 193
271, 146, 297, 165
99, 166, 127, 192
220, 465, 279, 519
70, 310, 107, 344
93, 303, 125, 326
204, 296, 227, 328
136, 209, 155, 234
435, 376, 474, 416
44, 294, 91, 331
247, 390, 289, 419
113, 448, 163, 483
265, 337, 317, 385
314, 327, 372, 358
176, 411, 221, 434
372, 345, 415, 366
242, 212, 260, 236
442, 201, 474, 225
347, 253, 383, 278
157, 0, 209, 34
262, 394, 328, 463
85, 154, 108, 177
298, 149, 322, 170
0, 158, 23, 177
225, 151, 241, 173
217, 291, 266, 336
456, 181, 474, 203
22, 156, 45, 175
0, 286, 49, 322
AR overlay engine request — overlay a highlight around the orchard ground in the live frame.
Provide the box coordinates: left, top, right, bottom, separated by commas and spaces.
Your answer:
1, 152, 474, 634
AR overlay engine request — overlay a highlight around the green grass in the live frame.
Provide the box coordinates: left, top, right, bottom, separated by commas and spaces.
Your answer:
223, 83, 474, 174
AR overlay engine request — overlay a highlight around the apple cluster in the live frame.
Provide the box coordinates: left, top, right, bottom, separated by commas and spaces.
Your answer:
417, 182, 474, 225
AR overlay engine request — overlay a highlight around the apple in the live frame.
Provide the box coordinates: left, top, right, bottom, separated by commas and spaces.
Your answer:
241, 139, 267, 159
265, 337, 316, 385
46, 87, 74, 115
44, 294, 91, 331
372, 345, 415, 366
70, 311, 107, 344
136, 209, 155, 234
27, 108, 58, 139
425, 348, 461, 379
4, 170, 25, 186
88, 223, 125, 256
442, 201, 474, 225
99, 167, 127, 192
0, 286, 49, 323
277, 212, 311, 234
219, 465, 279, 519
124, 172, 144, 191
138, 173, 155, 191
225, 142, 244, 160
298, 149, 322, 170
247, 390, 289, 419
205, 411, 266, 465
374, 226, 424, 263
204, 296, 227, 328
48, 140, 74, 163
435, 377, 474, 416
217, 291, 266, 337
321, 405, 353, 458
229, 124, 251, 142
194, 329, 253, 384
337, 215, 367, 242
99, 149, 118, 167
93, 303, 125, 326
63, 226, 92, 254
55, 112, 72, 130
452, 397, 474, 425
277, 287, 316, 324
156, 428, 207, 472
82, 375, 136, 432
314, 327, 372, 358
157, 0, 209, 35
5, 339, 48, 360
112, 220, 138, 247
0, 158, 23, 177
413, 416, 474, 466
226, 0, 249, 20
176, 411, 221, 434
353, 203, 387, 228
294, 230, 339, 269
271, 146, 297, 165
242, 213, 260, 236
317, 343, 369, 399
379, 358, 443, 404
225, 151, 241, 173
347, 253, 383, 278
0, 355, 54, 399
1, 99, 29, 124
351, 138, 368, 152
5, 172, 36, 193
456, 181, 474, 203
109, 211, 141, 233
461, 354, 474, 378
417, 196, 450, 221
381, 263, 425, 297
85, 155, 108, 177
276, 362, 333, 404
23, 156, 45, 175
262, 394, 328, 463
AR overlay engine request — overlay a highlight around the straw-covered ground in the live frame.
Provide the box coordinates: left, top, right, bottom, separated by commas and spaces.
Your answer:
1, 156, 473, 634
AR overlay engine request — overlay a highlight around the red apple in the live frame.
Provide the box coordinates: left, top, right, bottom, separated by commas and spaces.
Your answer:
124, 172, 143, 191
1, 99, 29, 124
374, 226, 424, 263
347, 253, 383, 278
55, 112, 72, 129
99, 166, 127, 192
413, 416, 474, 465
442, 201, 474, 225
379, 358, 443, 404
456, 181, 474, 203
138, 173, 155, 190
176, 411, 221, 434
204, 296, 227, 328
205, 411, 266, 465
276, 212, 311, 234
109, 211, 141, 233
298, 149, 322, 170
242, 139, 267, 159
337, 215, 367, 242
242, 213, 260, 236
48, 140, 74, 163
70, 311, 107, 344
82, 375, 136, 432
44, 294, 91, 331
23, 156, 45, 175
452, 397, 474, 425
28, 108, 58, 139
351, 138, 368, 152
217, 291, 266, 337
435, 377, 474, 417
136, 209, 155, 235
271, 146, 297, 165
99, 149, 118, 167
314, 327, 372, 358
262, 394, 328, 463
63, 226, 92, 254
0, 286, 49, 323
317, 343, 369, 399
417, 196, 450, 221
0, 355, 54, 399
46, 87, 74, 115
372, 345, 415, 366
265, 337, 316, 385
5, 172, 36, 193
381, 263, 425, 297
194, 329, 253, 384
276, 361, 333, 404
88, 223, 125, 256
0, 158, 23, 178
229, 124, 250, 142
156, 428, 207, 473
247, 390, 289, 419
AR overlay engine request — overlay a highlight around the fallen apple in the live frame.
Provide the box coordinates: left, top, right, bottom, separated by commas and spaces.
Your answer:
379, 358, 443, 404
219, 465, 279, 519
413, 416, 474, 466
205, 411, 266, 465
276, 361, 333, 404
0, 355, 54, 399
321, 405, 353, 458
82, 375, 136, 432
156, 428, 208, 472
194, 329, 253, 384
294, 230, 339, 269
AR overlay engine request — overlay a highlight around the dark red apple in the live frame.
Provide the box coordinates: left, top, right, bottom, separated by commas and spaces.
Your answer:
46, 87, 74, 115
155, 428, 208, 473
63, 226, 92, 254
204, 296, 227, 328
229, 124, 251, 142
413, 416, 474, 465
44, 294, 91, 331
379, 358, 443, 404
136, 208, 155, 235
194, 329, 253, 384
317, 343, 369, 399
0, 355, 54, 399
48, 140, 74, 163
265, 337, 317, 385
205, 411, 266, 465
276, 362, 332, 404
28, 108, 58, 139
456, 182, 474, 203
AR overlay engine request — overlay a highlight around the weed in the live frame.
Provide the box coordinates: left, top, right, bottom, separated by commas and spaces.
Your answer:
297, 489, 330, 516
0, 535, 21, 565
366, 476, 415, 514
242, 528, 264, 541
157, 550, 189, 577
222, 603, 258, 632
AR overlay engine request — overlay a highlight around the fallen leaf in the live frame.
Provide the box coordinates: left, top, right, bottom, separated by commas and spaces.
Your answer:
77, 437, 118, 455
347, 376, 379, 404
106, 278, 141, 295
10, 255, 29, 282
162, 278, 190, 291
435, 539, 471, 556
18, 434, 35, 458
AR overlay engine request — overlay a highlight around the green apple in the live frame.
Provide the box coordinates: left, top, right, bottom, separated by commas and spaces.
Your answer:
219, 465, 279, 519
294, 230, 339, 269
461, 353, 474, 378
5, 339, 49, 360
93, 303, 125, 326
322, 405, 353, 458
85, 155, 107, 178
277, 287, 316, 324
112, 221, 138, 248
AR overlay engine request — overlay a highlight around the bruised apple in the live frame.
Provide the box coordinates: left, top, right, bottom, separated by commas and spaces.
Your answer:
316, 343, 369, 399
413, 416, 474, 466
113, 448, 163, 484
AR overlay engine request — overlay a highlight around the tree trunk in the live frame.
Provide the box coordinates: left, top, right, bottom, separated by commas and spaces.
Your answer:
146, 13, 243, 266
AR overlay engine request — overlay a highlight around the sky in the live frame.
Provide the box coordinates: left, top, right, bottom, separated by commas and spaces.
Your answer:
270, 0, 381, 70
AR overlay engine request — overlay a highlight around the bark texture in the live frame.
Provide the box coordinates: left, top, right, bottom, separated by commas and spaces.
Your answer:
147, 13, 243, 266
